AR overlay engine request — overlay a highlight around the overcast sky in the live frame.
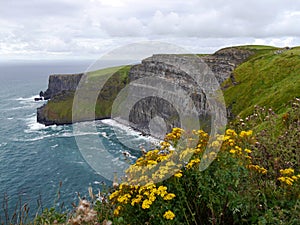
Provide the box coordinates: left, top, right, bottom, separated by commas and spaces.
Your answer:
1, 0, 300, 60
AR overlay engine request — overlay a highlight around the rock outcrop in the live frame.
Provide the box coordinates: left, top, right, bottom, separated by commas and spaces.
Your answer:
37, 67, 130, 125
37, 73, 84, 125
37, 47, 254, 133
43, 73, 84, 100
202, 47, 254, 84
120, 48, 253, 136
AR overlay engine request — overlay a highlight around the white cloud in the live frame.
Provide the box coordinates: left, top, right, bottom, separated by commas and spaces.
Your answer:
1, 0, 300, 60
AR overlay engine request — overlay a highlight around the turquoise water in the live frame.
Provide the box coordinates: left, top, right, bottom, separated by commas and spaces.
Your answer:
0, 61, 155, 217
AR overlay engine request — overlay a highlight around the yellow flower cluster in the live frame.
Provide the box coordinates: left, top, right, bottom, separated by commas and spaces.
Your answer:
278, 168, 300, 185
163, 210, 175, 220
186, 158, 201, 169
280, 168, 294, 176
109, 127, 300, 223
247, 164, 268, 174
239, 130, 253, 138
113, 205, 121, 216
225, 129, 237, 137
165, 127, 183, 141
124, 128, 211, 184
110, 183, 176, 211
221, 129, 256, 167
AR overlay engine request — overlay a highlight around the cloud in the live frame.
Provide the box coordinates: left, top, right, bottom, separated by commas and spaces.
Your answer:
1, 0, 300, 59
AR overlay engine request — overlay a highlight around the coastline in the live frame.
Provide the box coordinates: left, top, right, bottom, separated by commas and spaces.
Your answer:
100, 118, 161, 147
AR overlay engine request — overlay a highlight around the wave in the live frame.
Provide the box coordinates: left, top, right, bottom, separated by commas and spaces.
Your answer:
101, 119, 160, 145
24, 116, 100, 140
4, 95, 45, 112
15, 95, 40, 103
0, 142, 7, 147
12, 134, 54, 142
24, 116, 48, 133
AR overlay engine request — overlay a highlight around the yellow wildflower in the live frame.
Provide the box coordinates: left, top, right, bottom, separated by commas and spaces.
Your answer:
163, 193, 176, 200
244, 149, 252, 154
157, 186, 168, 197
225, 129, 237, 136
239, 130, 253, 138
186, 158, 200, 169
149, 194, 156, 202
229, 149, 236, 154
163, 210, 175, 220
109, 190, 120, 200
247, 164, 267, 174
114, 206, 121, 216
278, 176, 294, 185
174, 171, 183, 178
211, 140, 221, 148
131, 195, 143, 206
117, 193, 131, 204
142, 199, 152, 209
280, 168, 294, 176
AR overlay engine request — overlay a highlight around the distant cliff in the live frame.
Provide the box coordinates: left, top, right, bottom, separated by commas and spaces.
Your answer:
37, 66, 130, 125
36, 47, 254, 131
42, 73, 84, 100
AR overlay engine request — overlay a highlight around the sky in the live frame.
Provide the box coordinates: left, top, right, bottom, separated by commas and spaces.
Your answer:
1, 0, 300, 60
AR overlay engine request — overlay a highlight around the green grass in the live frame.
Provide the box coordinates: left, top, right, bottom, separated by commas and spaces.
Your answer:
87, 65, 127, 78
223, 45, 300, 118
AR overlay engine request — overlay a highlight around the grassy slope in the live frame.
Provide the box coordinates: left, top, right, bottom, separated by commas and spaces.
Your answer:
223, 45, 300, 118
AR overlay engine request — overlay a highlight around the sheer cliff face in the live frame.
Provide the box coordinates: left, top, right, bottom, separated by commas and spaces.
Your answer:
37, 47, 253, 132
43, 73, 84, 100
121, 48, 253, 137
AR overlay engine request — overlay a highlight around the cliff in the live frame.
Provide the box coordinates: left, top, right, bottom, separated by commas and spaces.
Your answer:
37, 66, 130, 125
37, 45, 300, 136
42, 73, 84, 100
36, 47, 253, 130
119, 48, 253, 136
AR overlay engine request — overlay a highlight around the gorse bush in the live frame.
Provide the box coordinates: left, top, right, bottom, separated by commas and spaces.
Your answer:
108, 99, 300, 225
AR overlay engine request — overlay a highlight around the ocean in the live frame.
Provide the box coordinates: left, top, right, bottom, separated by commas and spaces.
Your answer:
0, 61, 156, 218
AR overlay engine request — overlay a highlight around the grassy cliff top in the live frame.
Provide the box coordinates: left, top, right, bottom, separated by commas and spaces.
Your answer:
223, 45, 300, 118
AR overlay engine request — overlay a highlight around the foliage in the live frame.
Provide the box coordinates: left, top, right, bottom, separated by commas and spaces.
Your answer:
223, 46, 300, 118
108, 99, 300, 225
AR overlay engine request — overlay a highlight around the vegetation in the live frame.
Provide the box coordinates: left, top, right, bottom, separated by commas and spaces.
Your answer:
2, 45, 299, 224
223, 46, 300, 118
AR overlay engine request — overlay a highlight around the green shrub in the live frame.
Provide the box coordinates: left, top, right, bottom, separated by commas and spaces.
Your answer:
108, 99, 300, 224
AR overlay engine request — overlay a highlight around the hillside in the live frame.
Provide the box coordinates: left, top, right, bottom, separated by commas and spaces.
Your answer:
37, 45, 300, 130
223, 45, 300, 118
